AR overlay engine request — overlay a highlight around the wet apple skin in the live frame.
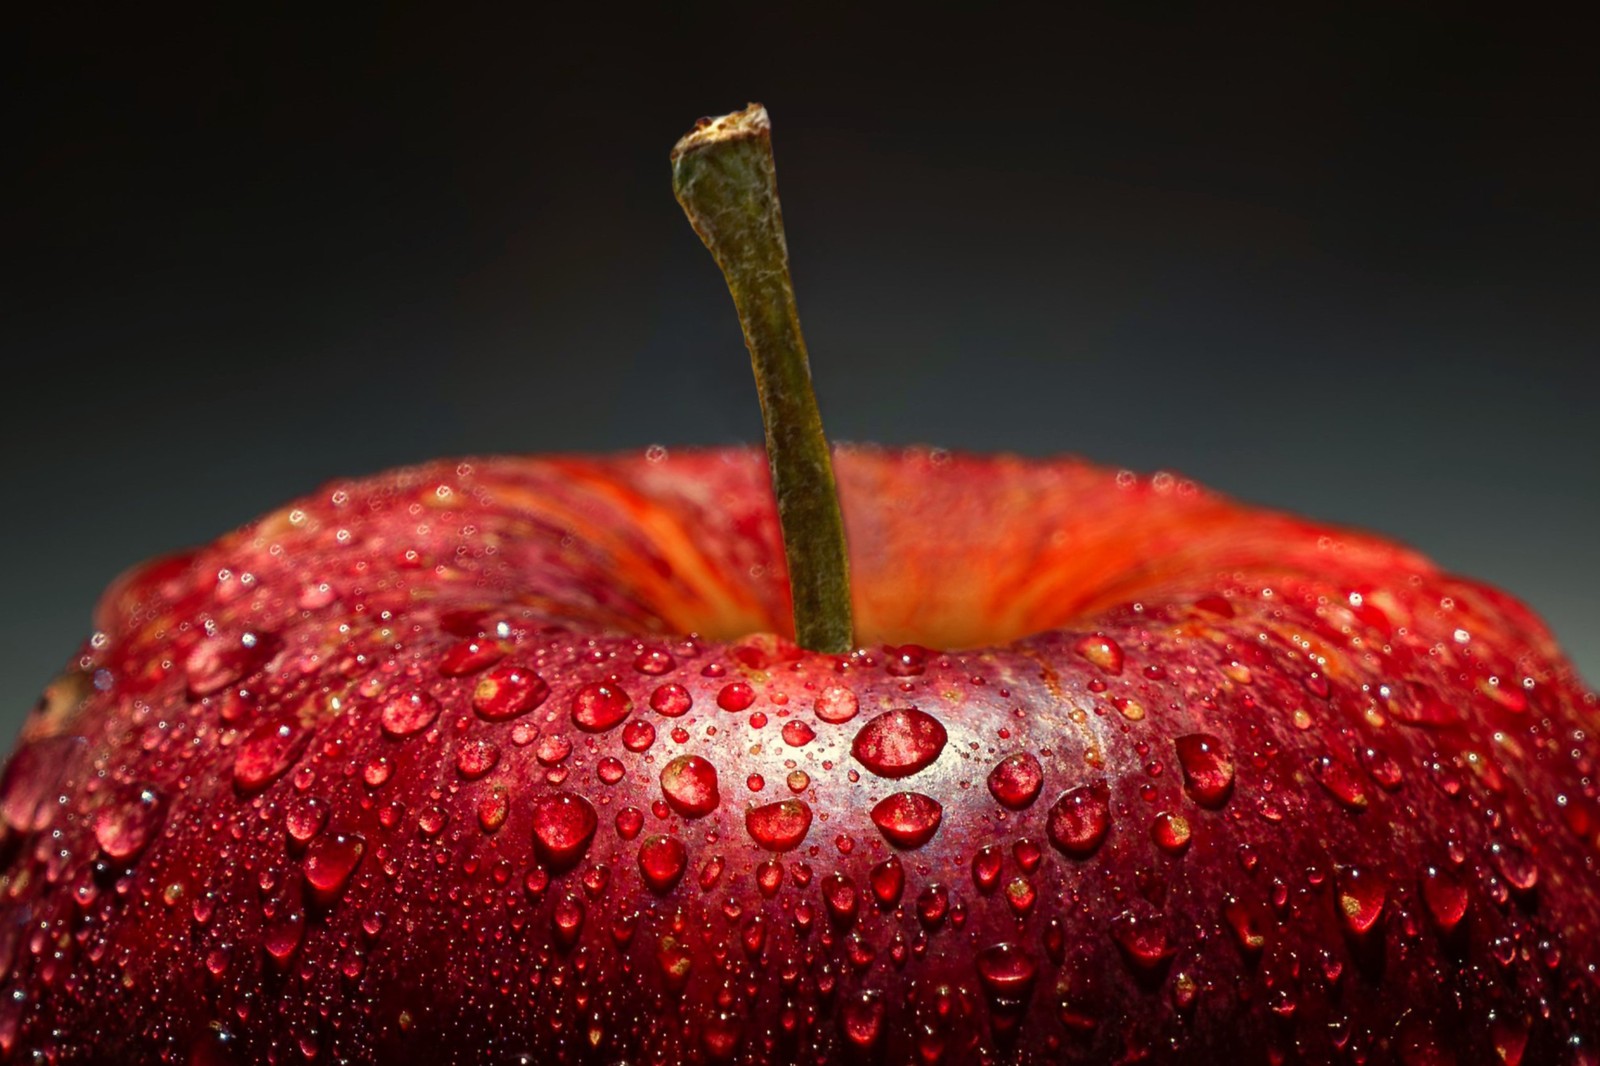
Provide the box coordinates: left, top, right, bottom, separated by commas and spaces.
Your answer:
0, 446, 1594, 1064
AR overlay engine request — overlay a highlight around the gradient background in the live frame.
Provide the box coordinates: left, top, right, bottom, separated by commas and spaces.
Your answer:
3, 7, 1595, 738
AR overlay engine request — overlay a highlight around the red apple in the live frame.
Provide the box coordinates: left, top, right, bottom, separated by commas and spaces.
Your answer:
1, 107, 1596, 1065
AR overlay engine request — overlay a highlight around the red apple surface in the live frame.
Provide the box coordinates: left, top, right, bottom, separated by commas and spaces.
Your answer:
0, 445, 1595, 1064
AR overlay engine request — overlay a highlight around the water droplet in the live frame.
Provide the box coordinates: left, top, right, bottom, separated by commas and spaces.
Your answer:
852, 708, 948, 778
745, 799, 812, 851
233, 716, 309, 793
552, 894, 585, 948
1312, 754, 1369, 810
815, 686, 859, 723
473, 664, 550, 721
633, 648, 676, 675
477, 785, 510, 831
976, 942, 1038, 1001
987, 752, 1044, 810
972, 845, 1003, 892
840, 989, 886, 1049
1421, 865, 1469, 932
1014, 837, 1043, 872
1073, 634, 1124, 675
781, 720, 816, 747
1151, 811, 1191, 854
285, 795, 328, 847
531, 792, 598, 869
571, 679, 632, 731
1175, 734, 1234, 807
916, 883, 950, 928
1336, 865, 1386, 935
615, 806, 644, 840
264, 910, 305, 966
597, 756, 625, 784
656, 934, 693, 991
621, 719, 656, 752
870, 856, 905, 907
1109, 911, 1174, 971
454, 737, 500, 779
1222, 895, 1266, 954
659, 755, 720, 817
871, 791, 943, 848
1047, 780, 1111, 856
304, 832, 365, 900
1490, 843, 1539, 892
536, 734, 572, 766
650, 683, 693, 717
637, 834, 687, 892
380, 691, 440, 738
91, 786, 164, 860
185, 633, 273, 698
823, 872, 859, 926
438, 638, 505, 677
717, 681, 756, 712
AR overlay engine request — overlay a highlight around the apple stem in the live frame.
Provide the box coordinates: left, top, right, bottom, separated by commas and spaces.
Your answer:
672, 105, 854, 654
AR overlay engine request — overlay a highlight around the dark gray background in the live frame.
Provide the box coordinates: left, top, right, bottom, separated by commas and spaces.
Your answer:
3, 7, 1595, 740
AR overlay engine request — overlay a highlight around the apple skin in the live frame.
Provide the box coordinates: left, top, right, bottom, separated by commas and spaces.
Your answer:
0, 445, 1595, 1065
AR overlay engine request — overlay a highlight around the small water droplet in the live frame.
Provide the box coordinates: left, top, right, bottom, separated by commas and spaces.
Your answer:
972, 845, 1003, 892
852, 708, 948, 778
840, 989, 886, 1050
976, 942, 1038, 1001
380, 691, 441, 738
745, 799, 812, 851
871, 791, 943, 848
870, 856, 905, 907
621, 719, 656, 752
91, 786, 164, 860
1047, 781, 1111, 856
815, 686, 859, 723
454, 737, 500, 779
637, 833, 688, 892
233, 716, 309, 793
633, 648, 676, 675
1421, 865, 1469, 932
531, 792, 598, 869
717, 681, 756, 712
285, 795, 329, 847
1336, 865, 1386, 935
987, 752, 1044, 810
660, 755, 720, 817
1109, 911, 1174, 971
1312, 754, 1369, 810
438, 638, 505, 677
1151, 811, 1191, 854
571, 679, 632, 731
650, 683, 693, 717
304, 832, 365, 900
1073, 634, 1124, 675
781, 720, 816, 747
473, 663, 550, 721
822, 872, 859, 926
1175, 734, 1234, 807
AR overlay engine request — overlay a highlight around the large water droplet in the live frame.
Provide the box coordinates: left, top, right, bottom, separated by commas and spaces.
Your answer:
840, 990, 885, 1050
659, 755, 720, 817
1175, 734, 1234, 807
852, 708, 948, 778
972, 845, 1003, 892
185, 633, 273, 698
1047, 781, 1111, 856
637, 833, 687, 893
649, 683, 693, 717
455, 737, 500, 779
531, 793, 598, 869
987, 752, 1044, 810
473, 664, 550, 721
1151, 811, 1191, 854
745, 799, 812, 851
380, 691, 440, 738
571, 679, 632, 731
871, 791, 944, 848
822, 872, 859, 927
717, 681, 756, 712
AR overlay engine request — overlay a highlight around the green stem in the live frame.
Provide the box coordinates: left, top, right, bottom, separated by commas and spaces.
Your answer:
671, 104, 854, 654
